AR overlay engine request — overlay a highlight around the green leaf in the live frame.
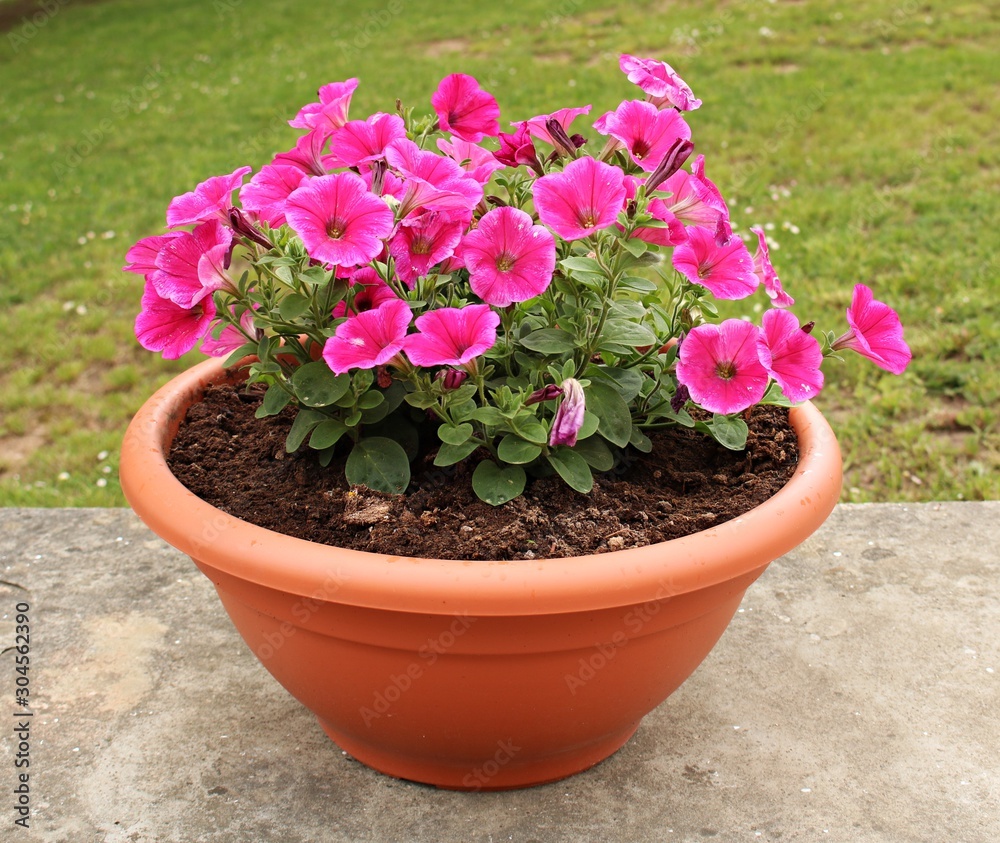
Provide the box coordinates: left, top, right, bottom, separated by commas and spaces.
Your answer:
291, 361, 351, 407
404, 391, 439, 409
578, 411, 600, 440
573, 436, 615, 471
222, 341, 258, 368
559, 256, 604, 274
438, 422, 474, 446
285, 409, 326, 452
470, 406, 508, 426
433, 440, 480, 467
629, 427, 653, 453
760, 382, 796, 407
255, 383, 292, 418
472, 461, 526, 506
279, 293, 312, 322
586, 366, 645, 403
345, 437, 410, 494
546, 448, 594, 493
618, 275, 658, 294
520, 328, 578, 354
585, 381, 633, 447
366, 417, 420, 460
309, 419, 349, 450
620, 237, 648, 258
357, 390, 385, 410
599, 319, 658, 348
511, 413, 549, 445
706, 415, 749, 451
497, 434, 543, 464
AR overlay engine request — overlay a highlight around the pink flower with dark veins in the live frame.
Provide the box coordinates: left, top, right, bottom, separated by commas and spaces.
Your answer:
750, 227, 794, 308
595, 100, 692, 172
166, 166, 251, 228
756, 309, 824, 402
431, 74, 501, 142
832, 284, 912, 374
676, 320, 769, 415
285, 172, 394, 267
151, 219, 234, 308
532, 156, 626, 241
388, 211, 466, 287
619, 54, 702, 111
436, 136, 505, 185
672, 225, 758, 300
323, 298, 412, 373
331, 112, 407, 170
239, 164, 309, 228
403, 305, 500, 367
135, 278, 216, 360
461, 206, 557, 307
289, 78, 359, 130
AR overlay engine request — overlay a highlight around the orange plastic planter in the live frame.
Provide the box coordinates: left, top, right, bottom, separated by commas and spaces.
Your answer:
121, 356, 842, 790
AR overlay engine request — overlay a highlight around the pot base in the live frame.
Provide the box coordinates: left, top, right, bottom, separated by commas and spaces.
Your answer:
318, 718, 639, 791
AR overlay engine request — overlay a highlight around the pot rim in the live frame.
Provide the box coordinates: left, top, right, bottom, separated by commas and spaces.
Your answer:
121, 355, 842, 615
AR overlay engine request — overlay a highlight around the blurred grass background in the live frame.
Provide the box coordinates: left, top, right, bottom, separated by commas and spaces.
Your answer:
0, 0, 997, 505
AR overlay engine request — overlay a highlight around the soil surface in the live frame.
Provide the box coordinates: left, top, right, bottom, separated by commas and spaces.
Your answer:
168, 380, 799, 560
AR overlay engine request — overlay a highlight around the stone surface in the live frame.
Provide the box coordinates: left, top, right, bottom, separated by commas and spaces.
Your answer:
0, 503, 997, 842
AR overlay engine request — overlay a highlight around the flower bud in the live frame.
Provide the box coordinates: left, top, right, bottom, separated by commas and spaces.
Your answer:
229, 207, 273, 250
545, 117, 579, 159
644, 138, 695, 194
525, 383, 563, 405
670, 384, 690, 413
549, 378, 586, 448
436, 368, 469, 391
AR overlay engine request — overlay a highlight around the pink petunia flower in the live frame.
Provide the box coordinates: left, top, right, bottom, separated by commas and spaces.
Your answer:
532, 156, 627, 241
151, 219, 234, 308
431, 74, 501, 142
494, 122, 543, 174
832, 284, 912, 374
135, 278, 216, 360
333, 267, 400, 318
675, 320, 769, 415
661, 165, 729, 231
462, 206, 557, 307
618, 54, 702, 111
239, 164, 309, 228
386, 138, 484, 219
166, 166, 251, 228
331, 112, 407, 170
750, 227, 794, 308
285, 172, 394, 267
756, 309, 823, 402
549, 378, 586, 447
123, 232, 183, 275
523, 105, 592, 147
272, 131, 341, 177
436, 136, 505, 185
289, 78, 359, 130
388, 211, 466, 287
595, 100, 692, 172
322, 298, 412, 374
201, 308, 260, 358
671, 225, 759, 300
403, 304, 500, 367
621, 175, 686, 247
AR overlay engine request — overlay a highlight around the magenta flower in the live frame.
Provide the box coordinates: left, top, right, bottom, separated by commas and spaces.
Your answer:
672, 226, 759, 300
461, 206, 556, 307
123, 232, 183, 275
289, 78, 359, 130
151, 219, 234, 308
135, 278, 216, 360
549, 378, 586, 447
331, 112, 406, 170
166, 166, 251, 228
619, 54, 702, 111
494, 122, 543, 174
431, 74, 501, 142
750, 227, 794, 308
386, 139, 483, 219
436, 136, 505, 185
201, 308, 260, 358
285, 172, 394, 267
757, 309, 824, 403
333, 267, 400, 318
832, 284, 912, 374
388, 211, 466, 287
676, 320, 769, 415
323, 298, 412, 374
272, 131, 340, 177
523, 105, 592, 146
596, 100, 692, 172
662, 167, 728, 231
403, 304, 500, 367
239, 164, 308, 228
621, 176, 686, 247
533, 157, 627, 241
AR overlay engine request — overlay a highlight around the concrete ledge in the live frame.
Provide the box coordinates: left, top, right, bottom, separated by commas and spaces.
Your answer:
0, 503, 997, 842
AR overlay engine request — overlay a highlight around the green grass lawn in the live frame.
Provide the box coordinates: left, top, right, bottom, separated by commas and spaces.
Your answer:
1, 0, 997, 505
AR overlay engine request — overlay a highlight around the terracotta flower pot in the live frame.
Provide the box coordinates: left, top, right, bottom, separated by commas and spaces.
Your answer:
120, 356, 842, 790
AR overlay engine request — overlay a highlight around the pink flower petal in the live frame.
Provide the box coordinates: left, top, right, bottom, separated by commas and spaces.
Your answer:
135, 278, 216, 360
462, 206, 556, 307
757, 309, 824, 402
676, 320, 769, 415
166, 166, 251, 228
595, 99, 692, 172
431, 74, 501, 142
403, 304, 500, 367
671, 226, 758, 300
240, 164, 309, 228
619, 54, 702, 111
833, 284, 912, 374
750, 227, 794, 308
322, 298, 412, 373
532, 157, 626, 241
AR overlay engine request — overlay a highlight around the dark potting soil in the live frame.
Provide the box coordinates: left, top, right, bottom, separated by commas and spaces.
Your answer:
167, 380, 799, 560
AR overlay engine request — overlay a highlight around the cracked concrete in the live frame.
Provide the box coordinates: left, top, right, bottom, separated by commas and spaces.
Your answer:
0, 503, 997, 842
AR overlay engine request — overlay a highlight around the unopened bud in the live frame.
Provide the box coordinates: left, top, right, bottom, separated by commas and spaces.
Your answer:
525, 383, 563, 405
670, 384, 690, 413
545, 117, 579, 159
229, 207, 273, 250
645, 138, 695, 193
436, 369, 468, 391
